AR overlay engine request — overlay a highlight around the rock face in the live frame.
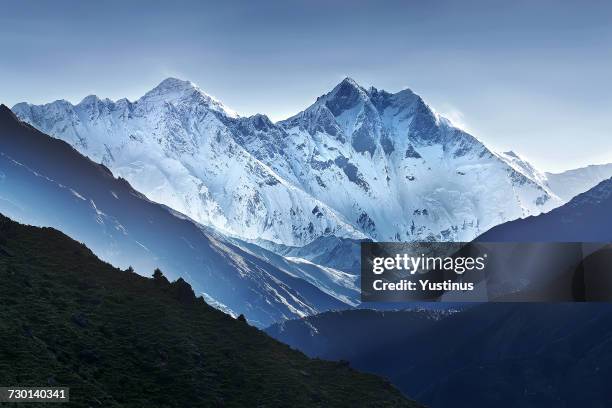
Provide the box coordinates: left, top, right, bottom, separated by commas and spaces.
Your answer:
13, 77, 566, 245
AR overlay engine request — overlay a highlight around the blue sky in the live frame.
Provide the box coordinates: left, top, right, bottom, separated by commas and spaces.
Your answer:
1, 0, 611, 172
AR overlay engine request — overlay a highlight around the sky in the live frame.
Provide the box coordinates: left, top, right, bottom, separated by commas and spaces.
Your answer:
1, 0, 611, 172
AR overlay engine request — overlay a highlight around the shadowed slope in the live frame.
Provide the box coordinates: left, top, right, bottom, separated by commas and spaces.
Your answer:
0, 213, 419, 407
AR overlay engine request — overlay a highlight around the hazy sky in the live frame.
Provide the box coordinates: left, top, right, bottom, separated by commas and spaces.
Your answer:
1, 0, 611, 172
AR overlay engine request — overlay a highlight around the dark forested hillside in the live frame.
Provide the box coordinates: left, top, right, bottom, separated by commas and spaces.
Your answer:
0, 213, 420, 408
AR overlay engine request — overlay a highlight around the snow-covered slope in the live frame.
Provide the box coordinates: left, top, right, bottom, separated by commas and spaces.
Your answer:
496, 151, 612, 202
12, 79, 361, 246
545, 163, 612, 202
256, 235, 365, 275
255, 78, 562, 241
223, 236, 360, 306
13, 77, 566, 245
476, 177, 612, 242
0, 105, 352, 328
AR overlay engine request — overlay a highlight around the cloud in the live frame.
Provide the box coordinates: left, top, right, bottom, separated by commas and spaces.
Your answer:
437, 105, 471, 132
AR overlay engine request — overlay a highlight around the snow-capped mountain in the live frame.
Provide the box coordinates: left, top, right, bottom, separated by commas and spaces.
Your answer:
13, 77, 571, 245
264, 78, 562, 241
0, 104, 353, 327
12, 79, 361, 246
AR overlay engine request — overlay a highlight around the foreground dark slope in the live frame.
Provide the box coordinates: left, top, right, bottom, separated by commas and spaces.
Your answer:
0, 213, 418, 408
0, 104, 349, 327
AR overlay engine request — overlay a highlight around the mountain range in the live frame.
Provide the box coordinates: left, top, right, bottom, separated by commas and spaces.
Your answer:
13, 78, 611, 247
0, 105, 358, 327
3, 76, 612, 407
6, 77, 612, 326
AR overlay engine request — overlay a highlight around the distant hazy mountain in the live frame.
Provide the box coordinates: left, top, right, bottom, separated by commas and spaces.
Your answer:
545, 163, 612, 201
266, 304, 612, 408
476, 177, 612, 241
0, 212, 419, 407
13, 77, 567, 245
0, 105, 355, 328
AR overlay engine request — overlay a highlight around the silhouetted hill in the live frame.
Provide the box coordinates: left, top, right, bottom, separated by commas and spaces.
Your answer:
267, 304, 612, 407
0, 213, 420, 407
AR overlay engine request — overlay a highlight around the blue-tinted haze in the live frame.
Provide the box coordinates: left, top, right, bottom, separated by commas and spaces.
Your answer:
1, 0, 610, 171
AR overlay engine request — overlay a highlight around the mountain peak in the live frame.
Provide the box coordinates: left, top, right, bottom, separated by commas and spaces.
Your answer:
323, 77, 370, 117
339, 76, 361, 87
79, 94, 103, 105
0, 104, 18, 122
141, 77, 238, 118
331, 77, 367, 95
144, 77, 198, 98
157, 77, 197, 91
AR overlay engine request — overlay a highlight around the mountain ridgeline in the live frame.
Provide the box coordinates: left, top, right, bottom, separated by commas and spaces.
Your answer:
14, 77, 611, 247
476, 177, 612, 241
266, 304, 612, 408
0, 105, 355, 328
0, 212, 420, 407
